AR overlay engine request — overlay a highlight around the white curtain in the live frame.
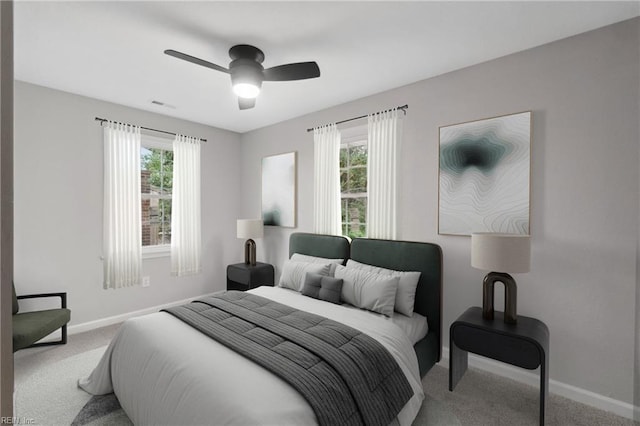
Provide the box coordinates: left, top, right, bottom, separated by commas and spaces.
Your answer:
103, 122, 142, 289
171, 134, 202, 276
313, 124, 342, 235
367, 108, 399, 240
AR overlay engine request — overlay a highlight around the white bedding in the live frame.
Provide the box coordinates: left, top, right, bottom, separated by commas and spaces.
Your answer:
389, 311, 429, 345
79, 287, 425, 425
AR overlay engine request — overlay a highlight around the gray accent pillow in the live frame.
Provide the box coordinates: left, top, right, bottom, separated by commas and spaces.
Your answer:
301, 272, 343, 304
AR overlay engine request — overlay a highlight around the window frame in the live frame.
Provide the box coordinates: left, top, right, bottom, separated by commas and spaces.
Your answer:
140, 134, 173, 259
339, 125, 368, 239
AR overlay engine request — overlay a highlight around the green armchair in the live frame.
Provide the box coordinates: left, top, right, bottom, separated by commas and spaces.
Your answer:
12, 282, 71, 352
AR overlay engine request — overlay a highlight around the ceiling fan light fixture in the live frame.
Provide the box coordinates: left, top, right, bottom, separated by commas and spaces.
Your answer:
230, 58, 264, 99
233, 82, 261, 99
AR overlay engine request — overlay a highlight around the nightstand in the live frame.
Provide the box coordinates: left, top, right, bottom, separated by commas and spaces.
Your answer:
226, 262, 275, 291
449, 306, 549, 426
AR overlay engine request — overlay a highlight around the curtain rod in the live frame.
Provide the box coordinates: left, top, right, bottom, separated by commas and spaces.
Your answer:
306, 104, 408, 133
94, 117, 207, 142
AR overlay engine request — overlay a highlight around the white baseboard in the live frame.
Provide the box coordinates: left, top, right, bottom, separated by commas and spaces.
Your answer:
440, 346, 639, 422
67, 293, 216, 335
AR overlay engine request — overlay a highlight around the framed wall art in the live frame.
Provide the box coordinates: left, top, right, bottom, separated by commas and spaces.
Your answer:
262, 151, 297, 227
439, 111, 531, 236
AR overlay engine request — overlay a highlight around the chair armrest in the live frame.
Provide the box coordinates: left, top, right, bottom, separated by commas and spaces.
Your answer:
16, 292, 67, 309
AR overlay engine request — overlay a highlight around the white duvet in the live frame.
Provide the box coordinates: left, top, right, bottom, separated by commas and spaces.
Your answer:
79, 287, 425, 425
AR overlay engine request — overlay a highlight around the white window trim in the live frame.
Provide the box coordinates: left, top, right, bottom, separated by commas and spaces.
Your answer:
141, 134, 173, 258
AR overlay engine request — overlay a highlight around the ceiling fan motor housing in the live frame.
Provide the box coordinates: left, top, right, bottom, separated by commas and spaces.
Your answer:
230, 58, 265, 94
228, 44, 265, 63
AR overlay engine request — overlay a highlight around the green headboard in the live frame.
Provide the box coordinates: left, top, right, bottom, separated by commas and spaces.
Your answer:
350, 237, 443, 362
289, 232, 350, 262
287, 232, 443, 372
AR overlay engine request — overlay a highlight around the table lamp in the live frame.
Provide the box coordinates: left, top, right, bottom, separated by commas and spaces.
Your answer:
471, 233, 530, 324
237, 219, 264, 266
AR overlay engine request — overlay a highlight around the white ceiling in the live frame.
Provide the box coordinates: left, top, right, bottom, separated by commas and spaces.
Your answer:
14, 1, 640, 133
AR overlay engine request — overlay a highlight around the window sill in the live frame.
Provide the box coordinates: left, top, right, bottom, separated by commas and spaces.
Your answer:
142, 245, 170, 259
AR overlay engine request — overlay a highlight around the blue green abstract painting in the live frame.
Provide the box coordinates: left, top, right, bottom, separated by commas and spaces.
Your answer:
439, 111, 531, 235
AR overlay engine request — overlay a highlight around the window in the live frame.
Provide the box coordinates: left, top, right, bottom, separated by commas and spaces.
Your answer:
140, 136, 173, 254
340, 138, 367, 238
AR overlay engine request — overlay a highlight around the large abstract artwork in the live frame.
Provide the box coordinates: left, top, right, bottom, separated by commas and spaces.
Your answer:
439, 111, 531, 236
262, 151, 297, 227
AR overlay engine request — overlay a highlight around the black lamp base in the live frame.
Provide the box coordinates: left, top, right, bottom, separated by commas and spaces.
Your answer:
244, 239, 257, 266
482, 272, 518, 324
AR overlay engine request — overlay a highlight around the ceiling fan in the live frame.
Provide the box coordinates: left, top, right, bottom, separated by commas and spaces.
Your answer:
165, 45, 321, 110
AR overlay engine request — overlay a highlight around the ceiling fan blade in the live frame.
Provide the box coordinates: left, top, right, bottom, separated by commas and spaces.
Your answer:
238, 97, 256, 110
164, 49, 229, 74
263, 62, 320, 81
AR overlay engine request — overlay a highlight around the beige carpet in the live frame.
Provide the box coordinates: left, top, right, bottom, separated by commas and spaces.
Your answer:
15, 345, 131, 426
422, 364, 638, 426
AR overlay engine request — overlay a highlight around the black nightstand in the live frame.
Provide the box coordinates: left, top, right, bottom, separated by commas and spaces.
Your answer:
226, 262, 275, 291
450, 307, 549, 426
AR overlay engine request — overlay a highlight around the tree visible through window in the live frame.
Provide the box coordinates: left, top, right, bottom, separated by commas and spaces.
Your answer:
340, 140, 367, 238
141, 146, 173, 247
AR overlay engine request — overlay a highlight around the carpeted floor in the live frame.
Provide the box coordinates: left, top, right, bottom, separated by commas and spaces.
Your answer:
423, 366, 638, 426
15, 345, 132, 426
14, 324, 639, 426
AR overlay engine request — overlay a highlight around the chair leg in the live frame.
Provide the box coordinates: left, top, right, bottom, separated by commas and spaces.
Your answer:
27, 325, 68, 349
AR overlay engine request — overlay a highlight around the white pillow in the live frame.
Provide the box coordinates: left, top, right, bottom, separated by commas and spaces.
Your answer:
334, 264, 399, 317
279, 261, 331, 291
346, 259, 421, 317
291, 253, 344, 276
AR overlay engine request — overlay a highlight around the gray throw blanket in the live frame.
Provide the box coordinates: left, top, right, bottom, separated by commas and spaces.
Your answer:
163, 291, 413, 426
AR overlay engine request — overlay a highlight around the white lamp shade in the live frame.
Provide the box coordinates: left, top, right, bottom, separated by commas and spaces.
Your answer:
471, 233, 530, 273
237, 219, 264, 239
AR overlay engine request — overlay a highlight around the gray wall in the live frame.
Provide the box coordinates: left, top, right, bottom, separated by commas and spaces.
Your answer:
14, 82, 243, 326
240, 18, 640, 404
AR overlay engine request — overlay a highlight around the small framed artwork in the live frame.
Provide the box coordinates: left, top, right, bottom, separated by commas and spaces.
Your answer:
262, 151, 297, 227
439, 111, 531, 236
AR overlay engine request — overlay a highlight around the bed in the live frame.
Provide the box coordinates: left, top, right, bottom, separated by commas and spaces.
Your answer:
289, 233, 443, 377
79, 233, 443, 425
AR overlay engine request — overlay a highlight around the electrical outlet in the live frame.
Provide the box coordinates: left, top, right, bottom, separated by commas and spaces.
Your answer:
142, 276, 150, 287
